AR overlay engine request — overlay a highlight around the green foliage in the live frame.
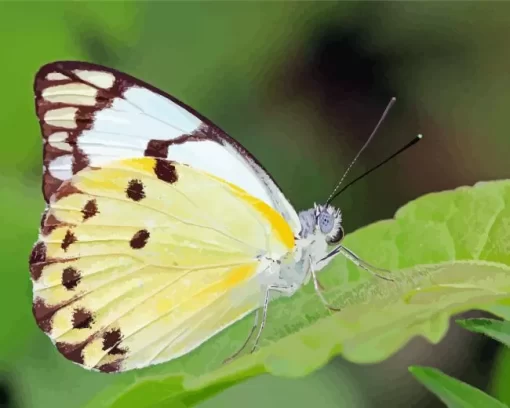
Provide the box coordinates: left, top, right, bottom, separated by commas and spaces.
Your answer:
411, 314, 510, 406
82, 180, 510, 407
490, 346, 510, 406
409, 366, 508, 408
456, 315, 510, 407
457, 318, 510, 347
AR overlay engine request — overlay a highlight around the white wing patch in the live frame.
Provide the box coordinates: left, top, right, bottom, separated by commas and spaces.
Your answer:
74, 70, 115, 89
48, 155, 73, 180
46, 72, 69, 81
42, 83, 97, 105
47, 131, 67, 145
80, 96, 193, 142
47, 132, 73, 152
44, 107, 78, 129
124, 86, 200, 133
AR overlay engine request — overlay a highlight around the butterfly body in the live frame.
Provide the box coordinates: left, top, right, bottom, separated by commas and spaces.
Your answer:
30, 61, 348, 373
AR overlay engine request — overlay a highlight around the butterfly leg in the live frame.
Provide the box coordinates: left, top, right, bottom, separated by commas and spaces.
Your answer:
223, 284, 294, 363
339, 246, 394, 282
309, 256, 341, 312
222, 310, 259, 364
249, 284, 295, 354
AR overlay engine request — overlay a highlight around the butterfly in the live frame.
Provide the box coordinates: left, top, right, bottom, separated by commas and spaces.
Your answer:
29, 61, 403, 373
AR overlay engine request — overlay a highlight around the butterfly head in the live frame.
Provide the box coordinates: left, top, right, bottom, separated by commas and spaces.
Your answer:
298, 204, 344, 245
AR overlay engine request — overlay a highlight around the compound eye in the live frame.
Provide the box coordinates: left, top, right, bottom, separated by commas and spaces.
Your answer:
327, 226, 344, 244
318, 211, 334, 234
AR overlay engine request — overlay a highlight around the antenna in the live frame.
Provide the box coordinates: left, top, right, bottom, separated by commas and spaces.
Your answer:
327, 134, 422, 204
325, 97, 396, 205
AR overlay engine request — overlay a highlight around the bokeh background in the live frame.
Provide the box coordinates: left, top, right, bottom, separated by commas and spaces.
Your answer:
1, 2, 510, 407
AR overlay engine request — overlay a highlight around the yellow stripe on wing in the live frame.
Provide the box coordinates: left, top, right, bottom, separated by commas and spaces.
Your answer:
209, 174, 296, 251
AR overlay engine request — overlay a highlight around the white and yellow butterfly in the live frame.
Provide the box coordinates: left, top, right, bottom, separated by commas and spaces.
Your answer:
29, 61, 409, 373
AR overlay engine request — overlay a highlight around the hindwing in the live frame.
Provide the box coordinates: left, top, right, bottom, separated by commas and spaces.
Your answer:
30, 157, 294, 372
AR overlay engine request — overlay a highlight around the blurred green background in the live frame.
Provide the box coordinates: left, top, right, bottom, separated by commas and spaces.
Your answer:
1, 2, 510, 407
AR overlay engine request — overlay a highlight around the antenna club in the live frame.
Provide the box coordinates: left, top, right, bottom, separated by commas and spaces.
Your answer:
328, 133, 422, 203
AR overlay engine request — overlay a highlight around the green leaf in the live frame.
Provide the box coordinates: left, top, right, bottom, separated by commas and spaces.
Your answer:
457, 318, 510, 346
409, 366, 507, 408
458, 317, 510, 407
489, 345, 510, 406
82, 179, 510, 407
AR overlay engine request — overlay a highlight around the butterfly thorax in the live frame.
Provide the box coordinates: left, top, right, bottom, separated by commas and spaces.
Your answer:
266, 204, 344, 294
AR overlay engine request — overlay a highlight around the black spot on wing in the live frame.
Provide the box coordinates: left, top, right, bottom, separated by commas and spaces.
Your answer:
29, 242, 47, 280
72, 307, 94, 329
62, 267, 81, 290
126, 179, 145, 201
102, 328, 128, 355
130, 229, 150, 249
61, 230, 77, 251
154, 159, 178, 184
82, 199, 99, 220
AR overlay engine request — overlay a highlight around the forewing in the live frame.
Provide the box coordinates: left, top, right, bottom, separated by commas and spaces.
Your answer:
29, 157, 294, 372
35, 61, 300, 232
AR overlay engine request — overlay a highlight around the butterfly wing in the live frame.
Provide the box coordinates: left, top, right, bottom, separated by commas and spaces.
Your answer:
30, 157, 295, 372
35, 61, 300, 233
